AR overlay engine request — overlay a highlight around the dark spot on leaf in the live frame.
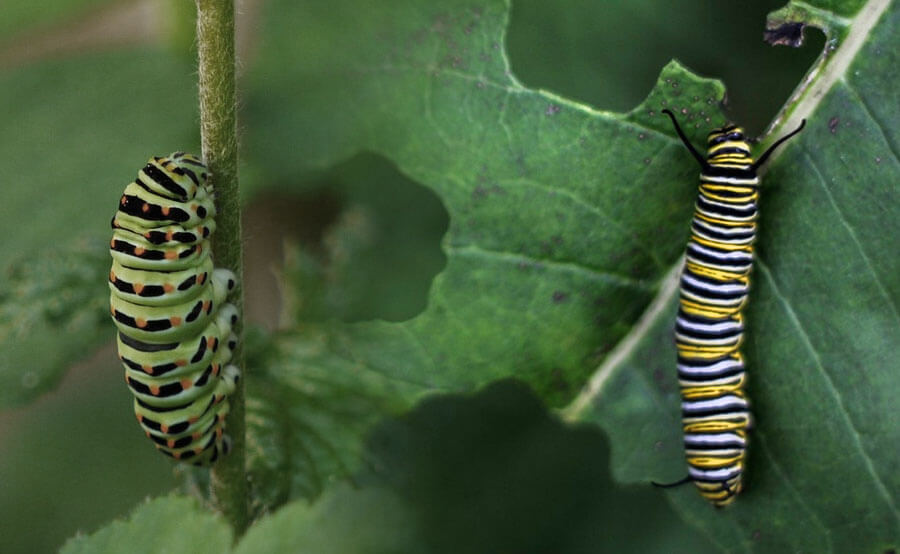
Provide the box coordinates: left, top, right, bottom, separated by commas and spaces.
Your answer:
671, 81, 678, 89
653, 368, 666, 386
643, 158, 651, 165
476, 81, 485, 89
551, 368, 570, 392
552, 291, 568, 303
472, 185, 488, 199
648, 110, 655, 116
592, 343, 612, 358
829, 116, 839, 134
545, 104, 561, 116
764, 22, 806, 47
751, 530, 761, 541
638, 133, 646, 141
654, 440, 664, 451
875, 156, 882, 164
516, 261, 530, 271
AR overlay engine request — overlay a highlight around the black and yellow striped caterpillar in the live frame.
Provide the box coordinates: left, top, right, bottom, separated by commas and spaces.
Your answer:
109, 152, 240, 466
658, 110, 804, 506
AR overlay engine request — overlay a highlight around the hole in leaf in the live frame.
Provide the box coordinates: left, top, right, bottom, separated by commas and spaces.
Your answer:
507, 0, 823, 134
243, 152, 449, 327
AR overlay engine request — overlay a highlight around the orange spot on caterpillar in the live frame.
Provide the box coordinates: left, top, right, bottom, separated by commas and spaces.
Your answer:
202, 300, 211, 313
170, 316, 182, 326
163, 283, 175, 292
109, 239, 116, 247
176, 359, 187, 367
191, 204, 199, 212
164, 250, 177, 260
142, 364, 153, 375
136, 414, 143, 422
180, 378, 192, 390
193, 447, 203, 455
142, 203, 150, 213
167, 439, 176, 448
192, 432, 201, 440
110, 306, 116, 315
133, 283, 144, 294
150, 385, 161, 395
136, 318, 148, 328
212, 364, 220, 377
161, 424, 169, 433
173, 451, 182, 459
134, 247, 146, 256
166, 230, 174, 241
188, 416, 198, 424
109, 270, 116, 281
198, 273, 207, 284
162, 206, 171, 216
207, 337, 216, 348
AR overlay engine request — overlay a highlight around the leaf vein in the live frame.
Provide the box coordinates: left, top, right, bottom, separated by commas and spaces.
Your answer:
499, 177, 666, 270
757, 259, 900, 525
447, 242, 654, 292
562, 260, 681, 419
802, 152, 900, 324
842, 77, 900, 163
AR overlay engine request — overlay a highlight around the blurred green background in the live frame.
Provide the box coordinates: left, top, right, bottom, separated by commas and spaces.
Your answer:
0, 0, 821, 552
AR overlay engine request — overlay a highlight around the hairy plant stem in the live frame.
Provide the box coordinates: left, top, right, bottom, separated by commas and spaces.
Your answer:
195, 0, 248, 535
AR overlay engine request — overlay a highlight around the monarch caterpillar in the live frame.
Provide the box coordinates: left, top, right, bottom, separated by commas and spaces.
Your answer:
109, 152, 240, 466
658, 110, 805, 507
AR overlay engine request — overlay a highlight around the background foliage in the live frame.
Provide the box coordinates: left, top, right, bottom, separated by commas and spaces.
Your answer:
1, 0, 896, 553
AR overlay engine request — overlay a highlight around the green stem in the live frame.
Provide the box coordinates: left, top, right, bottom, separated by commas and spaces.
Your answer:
195, 0, 248, 535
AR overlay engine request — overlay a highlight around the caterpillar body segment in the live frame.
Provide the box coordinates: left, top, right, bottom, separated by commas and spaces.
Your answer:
659, 110, 805, 507
109, 152, 239, 466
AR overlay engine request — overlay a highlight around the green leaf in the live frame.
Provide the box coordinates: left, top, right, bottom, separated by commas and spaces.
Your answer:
247, 0, 721, 407
567, 1, 900, 552
245, 0, 899, 550
235, 485, 421, 554
239, 381, 714, 554
60, 496, 232, 554
0, 50, 198, 408
0, 244, 109, 407
244, 327, 426, 511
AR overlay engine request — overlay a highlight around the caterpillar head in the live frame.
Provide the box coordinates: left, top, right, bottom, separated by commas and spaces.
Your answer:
705, 125, 752, 165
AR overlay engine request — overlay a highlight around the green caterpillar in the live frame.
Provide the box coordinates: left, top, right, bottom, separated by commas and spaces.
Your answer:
109, 152, 240, 465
